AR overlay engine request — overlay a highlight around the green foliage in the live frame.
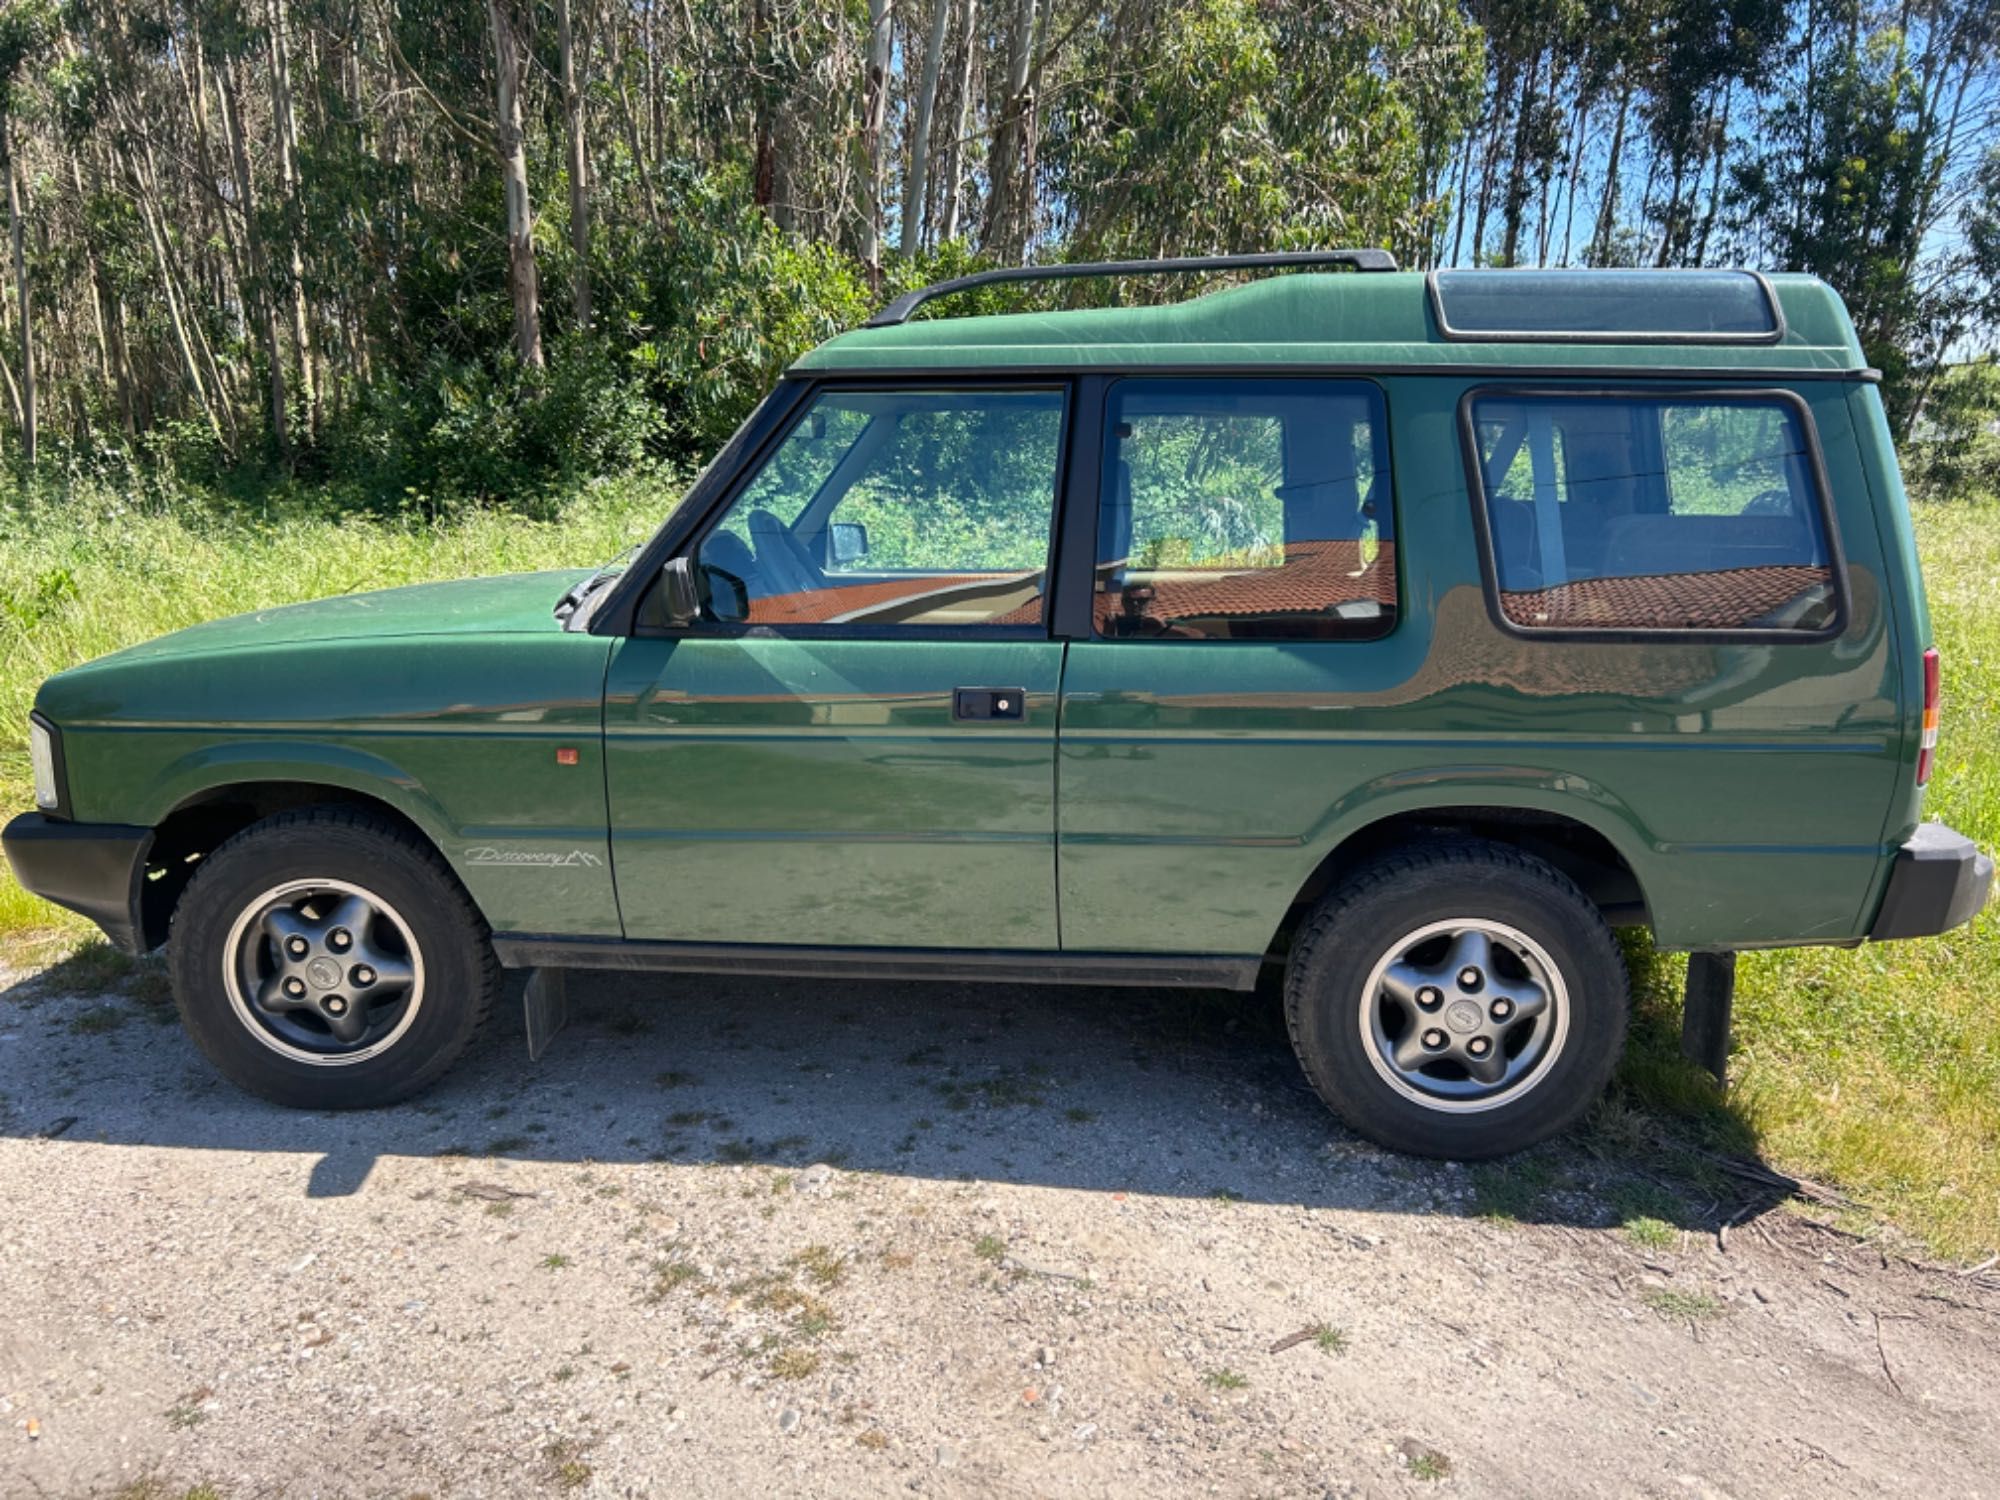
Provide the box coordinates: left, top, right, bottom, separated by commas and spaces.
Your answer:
1905, 361, 2000, 503
1046, 0, 1480, 264
327, 337, 663, 515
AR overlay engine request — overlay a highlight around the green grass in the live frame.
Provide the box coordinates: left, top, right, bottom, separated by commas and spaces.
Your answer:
1641, 1287, 1726, 1322
3, 478, 1997, 1258
1312, 1323, 1349, 1354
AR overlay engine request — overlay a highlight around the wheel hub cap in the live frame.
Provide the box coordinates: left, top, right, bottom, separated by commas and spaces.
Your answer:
1357, 918, 1570, 1114
223, 879, 425, 1067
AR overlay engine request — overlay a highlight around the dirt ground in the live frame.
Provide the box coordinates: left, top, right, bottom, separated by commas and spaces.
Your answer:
2, 958, 1997, 1500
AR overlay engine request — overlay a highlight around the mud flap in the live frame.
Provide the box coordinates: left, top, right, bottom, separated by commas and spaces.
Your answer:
523, 967, 569, 1062
1680, 951, 1736, 1086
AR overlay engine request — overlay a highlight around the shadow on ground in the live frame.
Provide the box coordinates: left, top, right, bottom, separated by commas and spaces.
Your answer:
0, 945, 1792, 1234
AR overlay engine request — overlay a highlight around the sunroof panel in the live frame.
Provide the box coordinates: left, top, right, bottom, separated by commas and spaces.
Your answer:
1431, 269, 1783, 344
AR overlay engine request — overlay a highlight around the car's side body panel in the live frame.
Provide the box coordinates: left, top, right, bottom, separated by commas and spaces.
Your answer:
603, 636, 1064, 948
1055, 373, 1905, 955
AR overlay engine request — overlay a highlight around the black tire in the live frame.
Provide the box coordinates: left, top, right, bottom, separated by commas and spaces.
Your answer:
1283, 840, 1628, 1159
169, 808, 499, 1109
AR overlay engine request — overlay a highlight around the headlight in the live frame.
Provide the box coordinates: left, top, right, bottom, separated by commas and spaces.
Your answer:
29, 717, 59, 811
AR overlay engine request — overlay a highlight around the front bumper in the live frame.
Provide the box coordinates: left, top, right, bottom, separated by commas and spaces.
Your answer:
1869, 822, 1994, 942
2, 812, 155, 953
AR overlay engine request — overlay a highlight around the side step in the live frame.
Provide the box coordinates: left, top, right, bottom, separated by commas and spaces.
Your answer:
491, 935, 1261, 992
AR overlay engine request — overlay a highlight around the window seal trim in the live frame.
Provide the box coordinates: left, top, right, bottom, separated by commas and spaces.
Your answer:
1426, 269, 1789, 346
1088, 372, 1402, 645
626, 375, 1075, 640
1456, 383, 1852, 645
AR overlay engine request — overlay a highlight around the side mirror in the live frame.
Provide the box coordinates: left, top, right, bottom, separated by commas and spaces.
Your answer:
658, 555, 699, 626
830, 520, 870, 566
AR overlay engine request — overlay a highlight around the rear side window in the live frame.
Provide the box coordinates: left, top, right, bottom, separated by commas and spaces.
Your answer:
1096, 378, 1395, 640
1467, 391, 1841, 635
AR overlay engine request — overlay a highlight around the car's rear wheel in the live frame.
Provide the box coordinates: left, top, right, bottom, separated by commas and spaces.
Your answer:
1284, 840, 1628, 1158
169, 808, 498, 1108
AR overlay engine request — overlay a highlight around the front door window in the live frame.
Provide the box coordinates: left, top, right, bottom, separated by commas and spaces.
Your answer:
694, 387, 1066, 629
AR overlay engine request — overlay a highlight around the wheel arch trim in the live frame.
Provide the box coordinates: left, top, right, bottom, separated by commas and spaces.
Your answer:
1269, 771, 1660, 953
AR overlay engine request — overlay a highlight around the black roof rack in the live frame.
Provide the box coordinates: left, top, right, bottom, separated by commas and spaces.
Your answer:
864, 248, 1400, 328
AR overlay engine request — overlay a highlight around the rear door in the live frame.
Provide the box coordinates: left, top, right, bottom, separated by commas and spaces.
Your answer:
1055, 375, 1404, 956
604, 382, 1071, 950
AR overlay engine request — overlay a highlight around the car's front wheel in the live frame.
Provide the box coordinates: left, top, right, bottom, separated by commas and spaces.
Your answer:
1283, 840, 1629, 1158
169, 808, 498, 1108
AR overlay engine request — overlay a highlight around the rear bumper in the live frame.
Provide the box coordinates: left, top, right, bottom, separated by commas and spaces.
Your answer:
1869, 822, 1994, 942
2, 812, 155, 953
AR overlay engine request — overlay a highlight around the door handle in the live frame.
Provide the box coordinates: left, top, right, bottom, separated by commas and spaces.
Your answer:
953, 687, 1027, 722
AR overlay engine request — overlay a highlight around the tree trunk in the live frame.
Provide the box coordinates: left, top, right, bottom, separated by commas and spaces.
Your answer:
1557, 89, 1590, 264
0, 343, 20, 447
1499, 51, 1538, 267
489, 0, 545, 369
4, 132, 33, 466
938, 0, 976, 242
751, 0, 777, 213
1693, 86, 1732, 266
219, 58, 290, 457
858, 0, 892, 277
982, 0, 1036, 258
1589, 85, 1630, 265
267, 0, 320, 438
128, 153, 223, 448
1469, 63, 1512, 267
901, 0, 952, 254
556, 0, 592, 328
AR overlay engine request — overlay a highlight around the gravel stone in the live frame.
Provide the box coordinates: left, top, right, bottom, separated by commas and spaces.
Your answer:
1, 965, 1994, 1498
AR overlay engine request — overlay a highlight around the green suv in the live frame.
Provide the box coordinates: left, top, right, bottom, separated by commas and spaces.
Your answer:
6, 255, 1990, 1158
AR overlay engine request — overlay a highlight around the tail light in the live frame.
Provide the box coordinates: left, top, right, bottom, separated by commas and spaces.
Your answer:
1917, 646, 1941, 787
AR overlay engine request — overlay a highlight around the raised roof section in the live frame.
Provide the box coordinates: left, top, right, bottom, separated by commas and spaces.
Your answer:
1431, 268, 1782, 343
794, 270, 1868, 377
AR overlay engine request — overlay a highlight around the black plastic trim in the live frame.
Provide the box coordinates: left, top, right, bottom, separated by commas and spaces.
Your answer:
1050, 375, 1109, 639
867, 249, 1398, 327
1868, 823, 1995, 941
491, 934, 1261, 990
2, 812, 155, 954
1455, 383, 1853, 645
1425, 268, 1788, 346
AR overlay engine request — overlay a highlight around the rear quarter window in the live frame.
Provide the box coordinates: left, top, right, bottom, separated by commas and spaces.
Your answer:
1465, 389, 1843, 636
1095, 377, 1395, 641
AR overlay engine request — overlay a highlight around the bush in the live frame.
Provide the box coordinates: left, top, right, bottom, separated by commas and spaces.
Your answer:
317, 335, 660, 518
1905, 359, 2000, 503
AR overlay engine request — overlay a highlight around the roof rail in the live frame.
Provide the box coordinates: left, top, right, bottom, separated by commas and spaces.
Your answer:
864, 248, 1400, 328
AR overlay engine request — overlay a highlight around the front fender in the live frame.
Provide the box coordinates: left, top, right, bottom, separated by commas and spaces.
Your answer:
143, 738, 458, 848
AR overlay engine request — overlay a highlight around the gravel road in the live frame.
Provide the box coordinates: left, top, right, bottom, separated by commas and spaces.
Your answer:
2, 955, 1997, 1499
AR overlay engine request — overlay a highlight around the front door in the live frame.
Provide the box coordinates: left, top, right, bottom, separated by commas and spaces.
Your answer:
606, 383, 1071, 950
